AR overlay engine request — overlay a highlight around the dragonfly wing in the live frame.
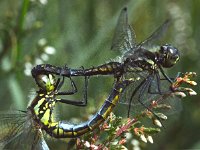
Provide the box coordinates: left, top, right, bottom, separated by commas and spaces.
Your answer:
33, 131, 50, 150
138, 19, 171, 50
148, 78, 183, 115
0, 111, 26, 146
0, 111, 50, 150
40, 138, 50, 150
119, 71, 182, 117
120, 71, 151, 107
111, 7, 136, 53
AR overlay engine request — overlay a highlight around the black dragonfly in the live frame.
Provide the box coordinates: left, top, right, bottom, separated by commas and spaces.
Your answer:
108, 7, 181, 116
34, 7, 180, 117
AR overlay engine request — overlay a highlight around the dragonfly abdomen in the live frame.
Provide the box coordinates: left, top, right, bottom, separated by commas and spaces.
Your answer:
43, 79, 132, 138
32, 62, 123, 79
82, 62, 123, 78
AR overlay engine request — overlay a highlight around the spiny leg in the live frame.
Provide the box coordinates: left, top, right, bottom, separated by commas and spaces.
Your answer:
138, 75, 165, 126
56, 76, 78, 95
127, 78, 146, 117
158, 65, 173, 83
127, 74, 164, 125
148, 72, 179, 94
148, 72, 163, 94
56, 75, 89, 107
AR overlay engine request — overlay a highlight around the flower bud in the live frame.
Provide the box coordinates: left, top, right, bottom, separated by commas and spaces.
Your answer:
147, 135, 154, 144
91, 144, 98, 150
153, 119, 162, 127
189, 81, 197, 86
174, 92, 186, 98
84, 141, 90, 148
140, 134, 147, 143
189, 89, 197, 96
156, 113, 168, 120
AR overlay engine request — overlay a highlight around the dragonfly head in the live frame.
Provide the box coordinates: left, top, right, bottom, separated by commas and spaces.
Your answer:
35, 74, 56, 92
158, 44, 180, 68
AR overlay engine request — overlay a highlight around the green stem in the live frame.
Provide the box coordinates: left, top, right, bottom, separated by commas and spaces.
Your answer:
12, 0, 30, 67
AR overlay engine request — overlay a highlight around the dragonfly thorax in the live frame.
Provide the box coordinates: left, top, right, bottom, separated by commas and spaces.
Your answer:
123, 53, 157, 73
156, 44, 180, 68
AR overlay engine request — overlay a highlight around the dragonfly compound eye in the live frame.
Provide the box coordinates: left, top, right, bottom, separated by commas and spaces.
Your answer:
36, 74, 56, 91
159, 44, 180, 68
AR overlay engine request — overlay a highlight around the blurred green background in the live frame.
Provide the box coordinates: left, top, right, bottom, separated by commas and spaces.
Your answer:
0, 0, 199, 149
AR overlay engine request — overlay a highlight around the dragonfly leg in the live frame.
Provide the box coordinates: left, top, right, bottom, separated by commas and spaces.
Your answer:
128, 76, 158, 116
127, 78, 146, 117
56, 76, 78, 95
56, 76, 88, 107
138, 77, 165, 126
158, 72, 183, 82
148, 73, 164, 94
148, 72, 176, 94
56, 65, 84, 95
138, 76, 153, 109
159, 66, 173, 83
57, 98, 87, 106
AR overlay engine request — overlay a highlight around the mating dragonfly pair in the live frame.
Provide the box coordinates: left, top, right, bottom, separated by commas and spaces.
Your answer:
0, 7, 196, 150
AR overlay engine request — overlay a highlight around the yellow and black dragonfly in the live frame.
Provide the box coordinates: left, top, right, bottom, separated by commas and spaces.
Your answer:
0, 7, 195, 149
0, 67, 134, 149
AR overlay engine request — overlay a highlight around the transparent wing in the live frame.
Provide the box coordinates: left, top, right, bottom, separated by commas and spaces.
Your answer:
138, 19, 171, 49
0, 110, 50, 150
111, 7, 136, 53
118, 71, 182, 118
119, 71, 152, 111
32, 130, 50, 150
0, 111, 26, 145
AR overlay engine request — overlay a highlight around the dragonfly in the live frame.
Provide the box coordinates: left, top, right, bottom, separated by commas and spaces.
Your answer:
33, 7, 181, 117
0, 69, 134, 149
107, 7, 180, 117
0, 7, 194, 150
